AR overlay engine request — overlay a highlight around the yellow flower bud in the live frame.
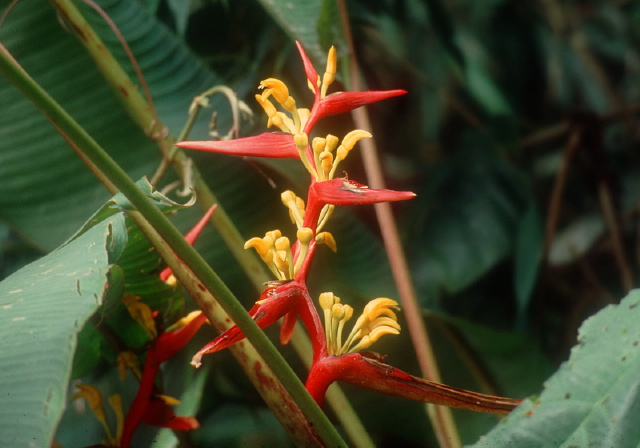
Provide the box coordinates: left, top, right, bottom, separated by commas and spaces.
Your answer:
312, 137, 327, 155
275, 236, 291, 252
316, 231, 337, 252
294, 133, 308, 151
319, 292, 337, 311
342, 129, 372, 152
321, 46, 337, 99
325, 134, 339, 152
297, 227, 314, 245
260, 78, 290, 104
244, 237, 271, 257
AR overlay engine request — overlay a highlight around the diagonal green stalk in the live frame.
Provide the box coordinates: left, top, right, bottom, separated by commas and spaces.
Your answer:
46, 1, 374, 445
0, 45, 346, 447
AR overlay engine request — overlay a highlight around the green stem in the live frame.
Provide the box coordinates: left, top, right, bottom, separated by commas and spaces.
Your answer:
46, 2, 374, 445
0, 46, 346, 448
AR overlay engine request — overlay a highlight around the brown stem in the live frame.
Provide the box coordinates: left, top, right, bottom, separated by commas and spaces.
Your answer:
598, 182, 634, 291
336, 1, 462, 446
542, 127, 581, 260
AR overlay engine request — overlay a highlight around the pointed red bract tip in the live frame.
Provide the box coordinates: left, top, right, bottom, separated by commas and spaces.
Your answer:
176, 133, 299, 159
184, 204, 217, 245
295, 41, 319, 94
311, 178, 416, 206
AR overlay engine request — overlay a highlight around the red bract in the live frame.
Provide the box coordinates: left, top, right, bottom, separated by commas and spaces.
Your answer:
305, 352, 523, 413
294, 41, 405, 133
310, 178, 416, 205
303, 178, 416, 229
159, 205, 217, 283
120, 312, 207, 448
304, 90, 406, 133
191, 280, 327, 367
175, 133, 297, 159
176, 41, 405, 165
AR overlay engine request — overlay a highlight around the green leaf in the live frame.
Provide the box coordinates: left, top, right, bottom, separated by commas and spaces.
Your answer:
470, 290, 640, 447
428, 314, 553, 444
425, 0, 465, 68
0, 218, 116, 448
256, 0, 344, 64
0, 0, 217, 251
112, 177, 196, 213
514, 201, 543, 324
409, 145, 528, 303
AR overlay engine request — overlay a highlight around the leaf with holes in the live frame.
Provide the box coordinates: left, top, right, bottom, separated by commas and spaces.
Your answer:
0, 217, 121, 448
470, 289, 640, 447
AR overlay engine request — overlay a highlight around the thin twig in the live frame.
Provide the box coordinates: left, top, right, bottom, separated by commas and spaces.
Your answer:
598, 183, 634, 291
542, 127, 581, 260
336, 1, 462, 447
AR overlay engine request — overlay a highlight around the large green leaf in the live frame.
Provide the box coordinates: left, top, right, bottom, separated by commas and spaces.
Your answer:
0, 217, 118, 448
256, 0, 343, 65
0, 0, 217, 251
469, 289, 640, 447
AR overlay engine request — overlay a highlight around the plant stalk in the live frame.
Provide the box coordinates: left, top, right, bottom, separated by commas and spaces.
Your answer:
0, 45, 346, 447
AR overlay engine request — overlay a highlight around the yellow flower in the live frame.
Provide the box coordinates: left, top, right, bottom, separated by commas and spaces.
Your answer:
319, 294, 400, 356
71, 385, 123, 447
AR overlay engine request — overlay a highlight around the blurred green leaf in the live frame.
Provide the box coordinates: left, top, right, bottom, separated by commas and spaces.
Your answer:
0, 0, 216, 251
514, 201, 543, 324
409, 145, 528, 304
470, 289, 640, 447
429, 314, 553, 444
0, 218, 115, 448
256, 0, 344, 64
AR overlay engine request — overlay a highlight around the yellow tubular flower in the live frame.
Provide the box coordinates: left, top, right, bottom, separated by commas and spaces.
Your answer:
319, 151, 334, 180
316, 204, 335, 233
312, 137, 327, 155
329, 130, 373, 179
254, 94, 277, 120
295, 196, 306, 220
165, 310, 205, 333
316, 231, 337, 252
122, 295, 157, 340
245, 234, 285, 279
108, 394, 124, 446
281, 190, 305, 228
293, 227, 314, 274
312, 137, 327, 173
275, 236, 293, 278
259, 78, 302, 131
321, 46, 337, 99
272, 111, 296, 134
325, 134, 340, 152
71, 384, 117, 446
117, 351, 141, 381
294, 133, 318, 178
260, 78, 297, 112
244, 237, 271, 260
298, 107, 310, 130
319, 292, 339, 355
320, 296, 401, 356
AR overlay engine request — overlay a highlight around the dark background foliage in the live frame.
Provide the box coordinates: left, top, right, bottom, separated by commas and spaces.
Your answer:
2, 0, 640, 446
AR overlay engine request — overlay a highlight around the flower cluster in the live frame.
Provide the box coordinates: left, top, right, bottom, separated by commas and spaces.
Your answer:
178, 42, 521, 415
179, 42, 411, 372
71, 208, 215, 447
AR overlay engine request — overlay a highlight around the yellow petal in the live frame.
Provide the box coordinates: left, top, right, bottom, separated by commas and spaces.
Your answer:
342, 129, 372, 152
244, 237, 270, 257
165, 310, 204, 333
316, 232, 337, 252
260, 78, 290, 104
